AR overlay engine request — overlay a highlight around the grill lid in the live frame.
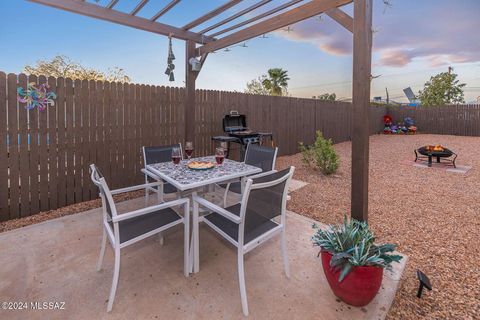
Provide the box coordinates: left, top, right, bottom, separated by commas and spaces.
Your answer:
223, 111, 247, 132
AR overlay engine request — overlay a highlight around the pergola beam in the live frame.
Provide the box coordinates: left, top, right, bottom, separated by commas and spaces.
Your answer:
351, 0, 373, 222
151, 0, 181, 22
210, 0, 303, 38
185, 40, 197, 143
198, 0, 272, 35
106, 0, 119, 10
196, 0, 353, 55
130, 0, 149, 16
27, 0, 213, 44
182, 0, 244, 31
326, 7, 353, 33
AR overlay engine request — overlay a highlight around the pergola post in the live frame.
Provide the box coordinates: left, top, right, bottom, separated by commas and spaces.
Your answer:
351, 0, 373, 222
185, 40, 196, 143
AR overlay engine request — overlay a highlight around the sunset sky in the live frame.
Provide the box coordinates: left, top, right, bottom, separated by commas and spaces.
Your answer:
1, 0, 479, 103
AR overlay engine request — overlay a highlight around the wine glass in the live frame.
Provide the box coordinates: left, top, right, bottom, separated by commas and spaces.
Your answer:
171, 147, 181, 165
220, 141, 228, 152
185, 141, 194, 159
215, 147, 225, 165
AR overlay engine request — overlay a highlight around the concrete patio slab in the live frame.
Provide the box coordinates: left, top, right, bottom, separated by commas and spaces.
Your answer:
0, 196, 406, 320
288, 179, 309, 193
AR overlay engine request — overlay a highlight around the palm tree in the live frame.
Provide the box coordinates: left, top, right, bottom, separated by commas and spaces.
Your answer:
262, 68, 289, 96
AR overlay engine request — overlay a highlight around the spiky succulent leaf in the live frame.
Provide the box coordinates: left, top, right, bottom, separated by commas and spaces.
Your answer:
312, 216, 403, 282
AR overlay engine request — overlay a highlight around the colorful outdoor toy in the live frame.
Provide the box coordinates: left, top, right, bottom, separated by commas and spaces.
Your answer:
383, 115, 417, 135
17, 82, 56, 111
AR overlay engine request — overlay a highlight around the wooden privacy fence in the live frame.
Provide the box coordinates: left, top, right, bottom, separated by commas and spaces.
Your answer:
388, 105, 480, 136
194, 92, 386, 157
0, 72, 385, 221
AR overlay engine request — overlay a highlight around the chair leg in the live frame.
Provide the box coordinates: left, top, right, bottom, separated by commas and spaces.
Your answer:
237, 249, 249, 316
193, 200, 200, 273
159, 233, 165, 246
96, 228, 107, 272
144, 175, 150, 204
107, 247, 121, 312
281, 228, 290, 278
183, 202, 190, 277
223, 183, 231, 208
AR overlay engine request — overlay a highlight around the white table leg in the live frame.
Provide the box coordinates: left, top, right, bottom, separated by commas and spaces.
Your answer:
193, 197, 200, 273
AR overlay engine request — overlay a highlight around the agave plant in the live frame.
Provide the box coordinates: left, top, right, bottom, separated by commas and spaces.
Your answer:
312, 217, 402, 282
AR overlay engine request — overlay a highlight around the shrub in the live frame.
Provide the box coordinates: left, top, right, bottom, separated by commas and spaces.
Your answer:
299, 131, 339, 175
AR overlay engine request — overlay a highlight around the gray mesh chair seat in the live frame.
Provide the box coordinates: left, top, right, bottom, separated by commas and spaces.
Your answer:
117, 208, 181, 244
204, 204, 278, 244
193, 167, 295, 317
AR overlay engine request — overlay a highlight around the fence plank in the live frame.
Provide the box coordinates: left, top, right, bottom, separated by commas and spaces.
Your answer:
18, 74, 30, 217
65, 78, 75, 205
28, 74, 40, 215
7, 74, 20, 219
0, 72, 8, 220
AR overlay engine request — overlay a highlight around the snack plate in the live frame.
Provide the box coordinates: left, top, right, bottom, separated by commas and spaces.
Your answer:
187, 161, 215, 170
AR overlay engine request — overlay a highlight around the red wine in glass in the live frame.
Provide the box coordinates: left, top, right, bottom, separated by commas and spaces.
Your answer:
171, 147, 181, 164
185, 142, 194, 159
172, 156, 181, 164
215, 155, 224, 165
215, 147, 225, 165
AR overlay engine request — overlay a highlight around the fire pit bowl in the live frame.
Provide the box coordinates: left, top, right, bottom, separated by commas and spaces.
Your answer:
414, 145, 457, 168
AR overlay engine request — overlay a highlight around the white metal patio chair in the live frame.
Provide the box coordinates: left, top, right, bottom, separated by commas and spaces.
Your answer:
141, 143, 183, 203
220, 143, 278, 207
89, 164, 190, 312
193, 167, 295, 316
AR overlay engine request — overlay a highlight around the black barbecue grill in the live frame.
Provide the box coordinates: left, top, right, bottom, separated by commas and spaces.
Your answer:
212, 111, 273, 159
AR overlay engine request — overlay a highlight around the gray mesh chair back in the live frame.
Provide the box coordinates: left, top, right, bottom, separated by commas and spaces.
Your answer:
244, 144, 278, 172
142, 144, 182, 197
143, 143, 182, 165
90, 164, 114, 222
242, 168, 292, 235
247, 169, 288, 218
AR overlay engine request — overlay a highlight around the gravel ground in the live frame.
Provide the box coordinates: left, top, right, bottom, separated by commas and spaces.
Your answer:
1, 134, 479, 319
276, 134, 480, 320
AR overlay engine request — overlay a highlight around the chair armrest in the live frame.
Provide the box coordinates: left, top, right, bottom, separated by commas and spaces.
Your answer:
110, 181, 164, 195
112, 198, 189, 223
141, 168, 166, 181
193, 195, 241, 224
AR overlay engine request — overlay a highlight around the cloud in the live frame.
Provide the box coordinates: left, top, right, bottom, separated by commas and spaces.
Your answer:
277, 0, 480, 68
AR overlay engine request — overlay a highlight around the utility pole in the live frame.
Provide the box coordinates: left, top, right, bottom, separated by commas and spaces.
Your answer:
385, 87, 389, 104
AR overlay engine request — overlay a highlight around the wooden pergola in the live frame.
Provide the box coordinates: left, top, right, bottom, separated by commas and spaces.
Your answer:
28, 0, 373, 222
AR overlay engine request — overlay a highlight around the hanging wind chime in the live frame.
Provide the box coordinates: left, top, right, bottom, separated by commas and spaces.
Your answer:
165, 34, 175, 81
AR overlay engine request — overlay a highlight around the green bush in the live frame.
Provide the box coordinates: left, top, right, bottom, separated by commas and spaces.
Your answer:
299, 131, 339, 175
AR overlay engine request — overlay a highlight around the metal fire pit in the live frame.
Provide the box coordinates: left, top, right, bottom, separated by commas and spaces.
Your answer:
414, 146, 457, 168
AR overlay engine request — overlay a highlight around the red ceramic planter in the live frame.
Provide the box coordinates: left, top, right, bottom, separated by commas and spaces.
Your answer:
321, 250, 384, 307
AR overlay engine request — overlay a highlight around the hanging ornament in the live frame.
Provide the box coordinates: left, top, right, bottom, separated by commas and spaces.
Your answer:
165, 34, 176, 82
17, 82, 56, 111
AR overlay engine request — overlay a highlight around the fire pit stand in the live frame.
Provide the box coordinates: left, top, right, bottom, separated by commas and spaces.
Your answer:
414, 146, 457, 168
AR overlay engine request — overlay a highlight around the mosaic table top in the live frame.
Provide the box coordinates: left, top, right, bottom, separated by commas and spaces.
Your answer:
146, 156, 262, 191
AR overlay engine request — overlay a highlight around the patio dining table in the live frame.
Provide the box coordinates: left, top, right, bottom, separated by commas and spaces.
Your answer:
145, 156, 262, 273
